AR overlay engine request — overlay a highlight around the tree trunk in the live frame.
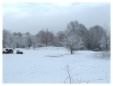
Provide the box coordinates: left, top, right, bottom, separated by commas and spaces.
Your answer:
70, 48, 73, 54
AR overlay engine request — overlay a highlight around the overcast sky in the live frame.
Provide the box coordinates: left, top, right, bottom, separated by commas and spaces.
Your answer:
3, 1, 110, 34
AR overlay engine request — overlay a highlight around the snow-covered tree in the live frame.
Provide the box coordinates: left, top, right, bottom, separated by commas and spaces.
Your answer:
30, 35, 37, 48
64, 21, 85, 54
12, 32, 25, 48
106, 35, 110, 50
3, 29, 13, 48
24, 32, 32, 48
88, 25, 107, 50
64, 33, 83, 54
11, 32, 33, 48
36, 29, 55, 46
66, 20, 89, 49
76, 24, 89, 48
56, 31, 66, 46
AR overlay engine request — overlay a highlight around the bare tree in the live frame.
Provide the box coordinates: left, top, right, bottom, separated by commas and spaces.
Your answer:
36, 29, 55, 46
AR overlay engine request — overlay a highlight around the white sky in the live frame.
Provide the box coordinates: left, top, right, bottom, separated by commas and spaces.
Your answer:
3, 0, 110, 34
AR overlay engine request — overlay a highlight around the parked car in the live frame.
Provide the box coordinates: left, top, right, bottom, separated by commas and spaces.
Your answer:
3, 48, 13, 54
16, 50, 23, 54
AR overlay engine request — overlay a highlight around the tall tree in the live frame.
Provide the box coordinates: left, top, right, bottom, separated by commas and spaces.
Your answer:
64, 21, 85, 54
67, 20, 89, 49
3, 30, 13, 48
88, 25, 107, 50
36, 29, 55, 46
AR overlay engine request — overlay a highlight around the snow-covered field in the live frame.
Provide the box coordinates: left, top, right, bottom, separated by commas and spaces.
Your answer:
3, 47, 110, 83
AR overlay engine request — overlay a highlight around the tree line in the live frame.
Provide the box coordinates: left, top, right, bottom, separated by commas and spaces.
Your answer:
3, 20, 110, 54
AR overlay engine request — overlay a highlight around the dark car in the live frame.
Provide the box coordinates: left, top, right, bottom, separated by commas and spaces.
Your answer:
16, 50, 23, 54
3, 48, 13, 54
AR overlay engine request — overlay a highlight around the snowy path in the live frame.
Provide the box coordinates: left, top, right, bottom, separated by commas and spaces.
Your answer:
3, 47, 110, 83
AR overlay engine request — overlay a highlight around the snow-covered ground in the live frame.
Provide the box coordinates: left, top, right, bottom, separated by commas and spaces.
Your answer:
3, 47, 110, 83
